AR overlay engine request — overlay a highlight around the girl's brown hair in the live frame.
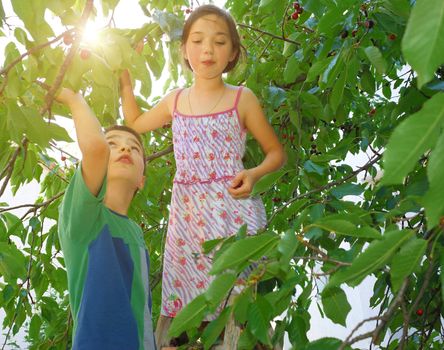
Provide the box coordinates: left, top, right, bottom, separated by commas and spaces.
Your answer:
181, 4, 242, 73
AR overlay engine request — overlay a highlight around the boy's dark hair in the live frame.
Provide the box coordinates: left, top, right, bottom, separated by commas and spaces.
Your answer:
181, 4, 243, 73
104, 125, 146, 173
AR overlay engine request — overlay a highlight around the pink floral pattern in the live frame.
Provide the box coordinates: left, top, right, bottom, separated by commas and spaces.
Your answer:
161, 87, 266, 320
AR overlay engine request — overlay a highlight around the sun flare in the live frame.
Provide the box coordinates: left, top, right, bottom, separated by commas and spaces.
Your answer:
80, 20, 102, 45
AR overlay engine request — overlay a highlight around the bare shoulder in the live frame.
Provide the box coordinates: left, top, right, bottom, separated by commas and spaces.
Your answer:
163, 88, 185, 114
236, 86, 263, 126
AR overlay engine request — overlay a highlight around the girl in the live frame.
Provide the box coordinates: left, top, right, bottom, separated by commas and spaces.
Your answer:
120, 4, 285, 348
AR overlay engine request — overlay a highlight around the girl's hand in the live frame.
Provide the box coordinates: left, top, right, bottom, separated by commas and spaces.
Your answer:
228, 169, 258, 199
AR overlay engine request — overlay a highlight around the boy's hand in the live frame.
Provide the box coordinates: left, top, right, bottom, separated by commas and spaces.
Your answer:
119, 69, 132, 90
55, 87, 79, 106
228, 169, 259, 199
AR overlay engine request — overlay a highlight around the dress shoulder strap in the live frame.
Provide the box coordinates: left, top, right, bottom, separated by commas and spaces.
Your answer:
234, 86, 244, 108
173, 88, 185, 112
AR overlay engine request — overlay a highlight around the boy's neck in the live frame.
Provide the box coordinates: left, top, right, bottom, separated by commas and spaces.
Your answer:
103, 180, 134, 216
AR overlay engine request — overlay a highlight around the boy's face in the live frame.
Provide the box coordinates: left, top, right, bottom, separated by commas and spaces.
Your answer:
105, 130, 145, 191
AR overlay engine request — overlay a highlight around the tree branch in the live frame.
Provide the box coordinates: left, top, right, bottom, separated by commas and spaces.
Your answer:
0, 29, 76, 77
0, 138, 28, 198
0, 191, 64, 215
339, 278, 409, 350
40, 0, 94, 116
145, 144, 174, 163
267, 154, 382, 226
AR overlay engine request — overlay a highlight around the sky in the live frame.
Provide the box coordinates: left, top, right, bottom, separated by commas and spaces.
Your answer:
0, 0, 383, 348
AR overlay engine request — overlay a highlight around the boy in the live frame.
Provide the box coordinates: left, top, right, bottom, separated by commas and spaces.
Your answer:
57, 88, 156, 350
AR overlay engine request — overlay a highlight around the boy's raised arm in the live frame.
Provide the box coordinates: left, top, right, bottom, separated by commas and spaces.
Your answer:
57, 88, 109, 196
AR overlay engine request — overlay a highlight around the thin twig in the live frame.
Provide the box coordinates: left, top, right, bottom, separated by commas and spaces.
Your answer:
238, 23, 300, 45
145, 144, 173, 162
0, 191, 64, 214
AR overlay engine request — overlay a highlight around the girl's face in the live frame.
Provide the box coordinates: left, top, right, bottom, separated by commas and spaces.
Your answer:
183, 14, 237, 79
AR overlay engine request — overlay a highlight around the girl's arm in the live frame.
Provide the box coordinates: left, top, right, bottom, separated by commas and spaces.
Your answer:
229, 88, 286, 199
120, 70, 174, 133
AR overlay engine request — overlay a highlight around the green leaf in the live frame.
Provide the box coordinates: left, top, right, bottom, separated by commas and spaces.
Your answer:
317, 7, 341, 36
328, 230, 414, 288
210, 234, 278, 274
205, 273, 237, 310
251, 169, 287, 196
330, 71, 346, 113
201, 237, 224, 254
278, 230, 299, 264
300, 91, 323, 118
382, 0, 410, 19
284, 53, 302, 84
402, 0, 444, 87
0, 242, 27, 281
382, 93, 444, 184
311, 219, 381, 239
29, 315, 42, 340
303, 160, 325, 175
247, 296, 272, 345
423, 131, 444, 226
330, 183, 364, 199
288, 314, 308, 347
360, 68, 375, 95
258, 0, 274, 9
321, 287, 351, 326
441, 254, 444, 306
233, 288, 253, 324
364, 46, 387, 75
306, 58, 332, 82
390, 237, 427, 292
302, 338, 353, 350
168, 294, 207, 337
202, 308, 231, 350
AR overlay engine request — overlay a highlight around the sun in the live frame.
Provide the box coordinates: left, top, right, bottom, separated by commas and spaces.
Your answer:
80, 20, 102, 45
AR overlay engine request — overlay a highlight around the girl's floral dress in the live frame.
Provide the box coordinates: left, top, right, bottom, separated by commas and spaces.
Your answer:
161, 87, 266, 319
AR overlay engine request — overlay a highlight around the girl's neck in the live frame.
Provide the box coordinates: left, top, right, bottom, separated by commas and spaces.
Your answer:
192, 76, 225, 92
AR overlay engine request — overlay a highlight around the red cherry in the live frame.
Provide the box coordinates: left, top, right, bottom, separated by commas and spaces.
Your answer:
416, 309, 423, 316
63, 33, 73, 45
291, 12, 299, 20
365, 20, 374, 29
140, 223, 145, 229
293, 2, 300, 10
368, 108, 376, 116
297, 7, 304, 14
61, 155, 67, 161
352, 29, 358, 37
80, 49, 90, 60
388, 33, 397, 41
